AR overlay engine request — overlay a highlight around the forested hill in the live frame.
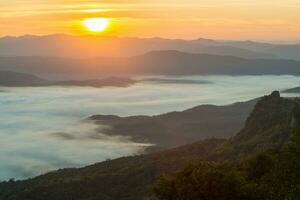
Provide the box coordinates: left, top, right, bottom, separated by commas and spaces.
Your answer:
217, 91, 299, 159
0, 91, 299, 200
89, 98, 257, 151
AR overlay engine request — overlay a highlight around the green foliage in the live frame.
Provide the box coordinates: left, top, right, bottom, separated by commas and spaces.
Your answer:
225, 92, 297, 157
0, 157, 158, 200
270, 128, 300, 200
152, 127, 300, 200
152, 162, 267, 200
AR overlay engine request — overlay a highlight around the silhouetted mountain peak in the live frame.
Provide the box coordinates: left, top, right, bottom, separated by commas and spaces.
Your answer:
144, 50, 191, 56
194, 38, 217, 44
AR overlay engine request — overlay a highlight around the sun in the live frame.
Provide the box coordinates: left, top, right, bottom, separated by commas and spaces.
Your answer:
84, 18, 109, 32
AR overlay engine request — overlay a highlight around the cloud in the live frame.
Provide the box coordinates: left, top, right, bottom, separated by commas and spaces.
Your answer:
0, 75, 300, 180
51, 132, 77, 140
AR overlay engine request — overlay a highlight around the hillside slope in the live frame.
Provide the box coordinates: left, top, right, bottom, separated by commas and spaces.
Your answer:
89, 99, 257, 150
217, 91, 299, 159
0, 92, 298, 200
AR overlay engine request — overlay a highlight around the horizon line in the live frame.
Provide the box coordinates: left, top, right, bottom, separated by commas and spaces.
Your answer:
1, 33, 300, 45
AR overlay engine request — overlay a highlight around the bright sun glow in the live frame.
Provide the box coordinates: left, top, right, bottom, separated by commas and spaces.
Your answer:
84, 18, 109, 32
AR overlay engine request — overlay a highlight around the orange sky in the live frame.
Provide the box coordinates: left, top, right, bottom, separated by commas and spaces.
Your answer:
1, 0, 300, 40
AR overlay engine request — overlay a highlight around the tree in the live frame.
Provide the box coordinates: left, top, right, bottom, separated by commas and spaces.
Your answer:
151, 162, 266, 200
271, 127, 300, 200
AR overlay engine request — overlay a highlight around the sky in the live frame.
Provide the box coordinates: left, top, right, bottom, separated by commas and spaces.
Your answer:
0, 0, 300, 40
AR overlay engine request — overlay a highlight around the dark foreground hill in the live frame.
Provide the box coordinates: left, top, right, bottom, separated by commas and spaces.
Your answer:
0, 91, 299, 200
150, 92, 300, 200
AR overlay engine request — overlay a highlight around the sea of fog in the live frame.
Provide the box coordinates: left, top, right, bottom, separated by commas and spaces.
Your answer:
1, 75, 300, 180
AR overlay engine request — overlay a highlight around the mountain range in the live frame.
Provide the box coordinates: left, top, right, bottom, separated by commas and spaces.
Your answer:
2, 51, 300, 78
1, 34, 299, 60
2, 35, 300, 78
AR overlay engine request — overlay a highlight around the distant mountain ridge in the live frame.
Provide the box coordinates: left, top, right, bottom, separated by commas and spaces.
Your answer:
2, 51, 300, 78
89, 98, 257, 151
283, 87, 300, 93
0, 34, 294, 60
0, 70, 136, 87
0, 70, 49, 86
